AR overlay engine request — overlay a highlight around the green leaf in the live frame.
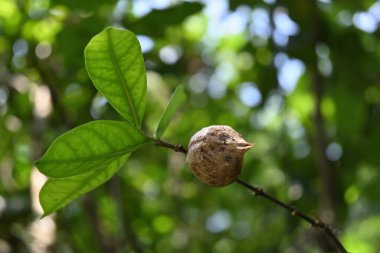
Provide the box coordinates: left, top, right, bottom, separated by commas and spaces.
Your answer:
84, 27, 146, 126
35, 120, 151, 178
40, 154, 129, 217
155, 85, 187, 138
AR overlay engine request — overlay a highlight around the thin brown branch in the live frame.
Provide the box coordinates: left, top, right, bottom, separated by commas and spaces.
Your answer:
235, 178, 347, 253
154, 139, 188, 154
155, 140, 347, 252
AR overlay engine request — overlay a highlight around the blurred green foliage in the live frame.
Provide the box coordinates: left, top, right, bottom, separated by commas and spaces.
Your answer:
1, 0, 380, 252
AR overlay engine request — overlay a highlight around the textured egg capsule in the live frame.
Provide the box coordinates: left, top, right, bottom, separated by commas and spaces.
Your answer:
186, 125, 253, 187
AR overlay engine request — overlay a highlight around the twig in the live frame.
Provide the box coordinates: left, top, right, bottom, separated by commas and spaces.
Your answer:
154, 139, 188, 154
235, 178, 347, 253
155, 139, 347, 253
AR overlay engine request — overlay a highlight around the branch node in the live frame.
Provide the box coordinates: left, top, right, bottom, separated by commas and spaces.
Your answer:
332, 228, 341, 235
254, 188, 263, 196
154, 138, 188, 154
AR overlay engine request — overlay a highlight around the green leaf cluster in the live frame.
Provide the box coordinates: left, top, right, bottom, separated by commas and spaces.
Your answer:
35, 27, 186, 216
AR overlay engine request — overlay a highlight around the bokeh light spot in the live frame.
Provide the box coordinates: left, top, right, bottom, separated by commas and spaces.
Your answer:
344, 185, 359, 204
206, 210, 231, 233
238, 82, 262, 107
90, 93, 108, 119
369, 1, 380, 22
208, 76, 227, 99
137, 35, 154, 53
325, 142, 343, 161
33, 85, 52, 118
153, 215, 174, 234
159, 45, 182, 64
35, 41, 52, 59
0, 87, 8, 107
277, 58, 305, 94
11, 75, 30, 93
337, 10, 352, 26
13, 39, 28, 57
353, 11, 378, 33
132, 0, 152, 17
189, 72, 208, 94
5, 115, 22, 132
273, 7, 299, 47
250, 8, 271, 40
287, 183, 303, 201
0, 195, 6, 215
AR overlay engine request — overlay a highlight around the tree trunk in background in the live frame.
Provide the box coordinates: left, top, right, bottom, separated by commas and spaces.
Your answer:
308, 0, 338, 251
309, 0, 336, 224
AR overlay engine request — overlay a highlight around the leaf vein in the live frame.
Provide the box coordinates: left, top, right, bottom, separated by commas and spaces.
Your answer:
107, 29, 140, 126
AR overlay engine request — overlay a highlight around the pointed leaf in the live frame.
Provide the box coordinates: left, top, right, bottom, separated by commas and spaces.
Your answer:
85, 27, 146, 126
35, 120, 151, 178
40, 154, 129, 217
155, 85, 187, 138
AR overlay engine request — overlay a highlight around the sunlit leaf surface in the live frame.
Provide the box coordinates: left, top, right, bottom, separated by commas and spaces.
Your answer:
35, 120, 151, 178
40, 154, 129, 217
85, 27, 147, 126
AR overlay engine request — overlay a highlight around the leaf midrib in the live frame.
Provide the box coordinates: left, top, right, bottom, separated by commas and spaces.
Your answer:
42, 156, 127, 216
39, 142, 148, 164
107, 29, 139, 126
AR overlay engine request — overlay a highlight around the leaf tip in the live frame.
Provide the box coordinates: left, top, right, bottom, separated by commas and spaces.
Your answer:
40, 212, 50, 219
40, 208, 57, 219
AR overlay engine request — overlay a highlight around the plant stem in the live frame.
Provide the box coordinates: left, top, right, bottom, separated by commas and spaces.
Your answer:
154, 138, 188, 154
235, 178, 347, 253
155, 139, 347, 253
